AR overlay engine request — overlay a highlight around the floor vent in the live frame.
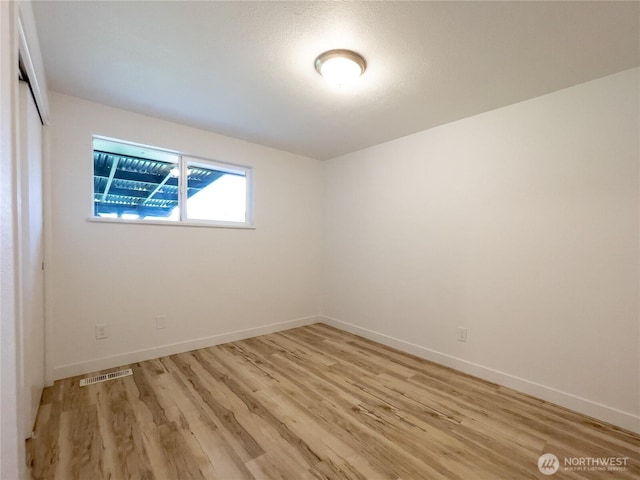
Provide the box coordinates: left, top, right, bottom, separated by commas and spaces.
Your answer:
79, 368, 133, 387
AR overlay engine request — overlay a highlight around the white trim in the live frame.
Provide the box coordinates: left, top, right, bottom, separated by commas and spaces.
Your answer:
245, 165, 255, 226
87, 217, 256, 229
179, 153, 188, 221
16, 82, 27, 441
183, 155, 246, 177
319, 315, 640, 434
50, 315, 320, 382
17, 1, 50, 124
42, 114, 55, 386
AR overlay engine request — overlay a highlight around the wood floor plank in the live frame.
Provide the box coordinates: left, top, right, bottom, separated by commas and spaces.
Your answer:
153, 364, 256, 479
192, 350, 323, 467
31, 382, 62, 480
166, 354, 266, 464
67, 406, 103, 480
253, 388, 388, 480
123, 365, 212, 480
99, 375, 155, 479
30, 324, 640, 479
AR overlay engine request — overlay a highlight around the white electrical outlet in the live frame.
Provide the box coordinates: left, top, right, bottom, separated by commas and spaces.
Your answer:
155, 315, 167, 330
457, 327, 468, 342
95, 323, 108, 340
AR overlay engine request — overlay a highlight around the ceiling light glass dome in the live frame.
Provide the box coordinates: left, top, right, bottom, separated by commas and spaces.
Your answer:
315, 49, 366, 86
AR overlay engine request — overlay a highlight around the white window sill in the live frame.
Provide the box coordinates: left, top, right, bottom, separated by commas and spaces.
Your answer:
87, 216, 255, 229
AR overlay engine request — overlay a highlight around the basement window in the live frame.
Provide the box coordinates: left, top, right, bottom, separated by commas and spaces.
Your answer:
92, 137, 253, 227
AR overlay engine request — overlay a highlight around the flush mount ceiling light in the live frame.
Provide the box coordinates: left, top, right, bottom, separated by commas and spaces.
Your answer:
315, 49, 366, 87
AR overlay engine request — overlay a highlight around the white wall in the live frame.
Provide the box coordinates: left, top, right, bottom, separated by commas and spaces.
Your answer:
322, 68, 640, 432
47, 92, 323, 381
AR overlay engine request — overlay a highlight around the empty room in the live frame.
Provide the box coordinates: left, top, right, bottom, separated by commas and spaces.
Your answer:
1, 1, 639, 479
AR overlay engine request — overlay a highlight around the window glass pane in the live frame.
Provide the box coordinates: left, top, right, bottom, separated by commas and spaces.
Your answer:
186, 160, 247, 223
92, 138, 252, 226
93, 138, 180, 221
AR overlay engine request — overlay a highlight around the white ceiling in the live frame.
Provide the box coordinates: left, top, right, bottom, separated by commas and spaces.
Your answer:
32, 1, 639, 160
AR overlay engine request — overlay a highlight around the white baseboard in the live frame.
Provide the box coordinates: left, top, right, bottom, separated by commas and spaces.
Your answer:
320, 315, 640, 435
50, 315, 320, 382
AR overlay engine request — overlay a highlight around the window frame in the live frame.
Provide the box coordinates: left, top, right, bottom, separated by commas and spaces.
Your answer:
90, 136, 255, 229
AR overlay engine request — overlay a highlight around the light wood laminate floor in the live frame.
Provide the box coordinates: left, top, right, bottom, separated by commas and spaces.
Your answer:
29, 324, 639, 479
